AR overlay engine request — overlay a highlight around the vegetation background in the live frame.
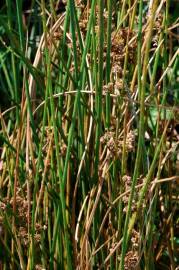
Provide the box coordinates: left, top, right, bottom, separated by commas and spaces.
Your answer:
0, 0, 179, 269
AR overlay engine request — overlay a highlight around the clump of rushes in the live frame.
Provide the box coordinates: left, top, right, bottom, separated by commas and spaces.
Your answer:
0, 0, 179, 269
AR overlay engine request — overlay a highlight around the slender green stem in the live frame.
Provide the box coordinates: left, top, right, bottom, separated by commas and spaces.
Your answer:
94, 0, 104, 177
119, 0, 143, 268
